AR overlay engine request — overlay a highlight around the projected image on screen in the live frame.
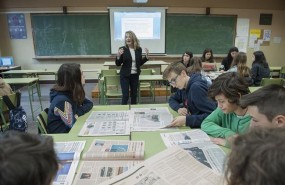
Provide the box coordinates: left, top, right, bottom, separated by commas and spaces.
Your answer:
114, 12, 161, 40
110, 7, 166, 54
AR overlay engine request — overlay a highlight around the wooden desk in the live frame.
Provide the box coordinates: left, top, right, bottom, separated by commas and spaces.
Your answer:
4, 78, 43, 120
104, 60, 168, 74
1, 69, 57, 80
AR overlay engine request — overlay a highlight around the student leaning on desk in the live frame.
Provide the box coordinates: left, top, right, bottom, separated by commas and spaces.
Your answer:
201, 72, 251, 148
240, 84, 285, 128
163, 61, 216, 128
47, 63, 93, 134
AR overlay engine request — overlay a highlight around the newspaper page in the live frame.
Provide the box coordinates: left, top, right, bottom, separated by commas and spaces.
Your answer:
131, 107, 173, 131
160, 130, 211, 147
83, 140, 145, 160
73, 160, 141, 185
160, 130, 226, 174
53, 141, 86, 185
99, 146, 224, 185
78, 111, 133, 136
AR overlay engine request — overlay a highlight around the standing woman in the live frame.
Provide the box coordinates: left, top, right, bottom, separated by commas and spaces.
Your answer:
221, 47, 239, 71
180, 51, 193, 68
115, 30, 149, 105
47, 63, 93, 133
251, 51, 270, 86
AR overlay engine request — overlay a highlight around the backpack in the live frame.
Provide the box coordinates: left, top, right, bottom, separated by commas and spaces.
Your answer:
3, 92, 28, 132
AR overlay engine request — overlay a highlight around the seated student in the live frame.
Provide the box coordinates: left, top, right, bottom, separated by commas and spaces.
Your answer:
163, 61, 216, 128
0, 131, 58, 185
180, 51, 193, 68
227, 52, 253, 86
240, 84, 285, 128
251, 50, 270, 86
201, 48, 217, 71
221, 46, 239, 71
201, 72, 251, 147
187, 56, 212, 87
225, 127, 285, 185
47, 63, 93, 133
0, 77, 14, 125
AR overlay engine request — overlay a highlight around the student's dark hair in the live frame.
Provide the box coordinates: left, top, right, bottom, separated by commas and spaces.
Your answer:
163, 61, 187, 80
225, 127, 285, 185
253, 50, 269, 68
181, 51, 193, 60
187, 57, 203, 75
208, 72, 250, 104
0, 131, 58, 185
226, 46, 239, 61
240, 84, 285, 121
201, 48, 214, 63
53, 63, 85, 105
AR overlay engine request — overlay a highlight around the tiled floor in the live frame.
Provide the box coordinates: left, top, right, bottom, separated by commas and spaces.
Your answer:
18, 82, 169, 134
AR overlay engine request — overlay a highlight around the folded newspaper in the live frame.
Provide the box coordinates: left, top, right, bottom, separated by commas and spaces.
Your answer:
99, 146, 224, 185
53, 141, 86, 185
160, 129, 226, 174
73, 139, 145, 185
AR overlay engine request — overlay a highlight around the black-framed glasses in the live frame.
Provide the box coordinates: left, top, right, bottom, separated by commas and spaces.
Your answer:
168, 74, 179, 85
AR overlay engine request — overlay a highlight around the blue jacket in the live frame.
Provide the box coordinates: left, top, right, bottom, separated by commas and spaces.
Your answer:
169, 73, 217, 128
47, 89, 93, 133
251, 62, 270, 86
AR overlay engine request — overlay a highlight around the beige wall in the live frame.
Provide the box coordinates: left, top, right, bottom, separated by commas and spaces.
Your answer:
0, 1, 284, 80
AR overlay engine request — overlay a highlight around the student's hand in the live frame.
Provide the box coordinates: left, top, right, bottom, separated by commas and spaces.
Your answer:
75, 114, 79, 119
178, 108, 188, 116
166, 116, 186, 127
211, 137, 226, 146
144, 48, 149, 59
117, 48, 124, 58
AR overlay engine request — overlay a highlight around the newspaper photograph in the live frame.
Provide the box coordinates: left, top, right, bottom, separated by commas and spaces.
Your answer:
131, 107, 173, 131
160, 130, 226, 174
99, 146, 223, 185
78, 111, 133, 136
83, 140, 145, 160
73, 160, 141, 185
53, 141, 86, 185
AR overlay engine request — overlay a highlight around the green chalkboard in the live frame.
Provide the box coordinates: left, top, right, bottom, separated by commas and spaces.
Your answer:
31, 14, 110, 56
166, 14, 236, 54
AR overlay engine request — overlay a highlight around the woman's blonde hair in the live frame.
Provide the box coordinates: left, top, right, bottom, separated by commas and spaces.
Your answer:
125, 30, 140, 49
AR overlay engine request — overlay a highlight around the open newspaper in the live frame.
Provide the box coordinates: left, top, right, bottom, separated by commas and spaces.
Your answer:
73, 139, 145, 185
160, 130, 226, 174
78, 111, 133, 136
99, 146, 224, 185
131, 107, 173, 131
53, 141, 86, 185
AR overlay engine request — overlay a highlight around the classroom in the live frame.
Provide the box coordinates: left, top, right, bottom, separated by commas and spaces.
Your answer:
0, 0, 285, 185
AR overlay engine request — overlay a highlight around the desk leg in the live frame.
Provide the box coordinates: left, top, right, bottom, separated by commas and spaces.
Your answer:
27, 81, 43, 121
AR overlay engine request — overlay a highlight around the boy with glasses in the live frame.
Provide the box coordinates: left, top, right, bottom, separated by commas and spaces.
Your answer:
163, 61, 216, 128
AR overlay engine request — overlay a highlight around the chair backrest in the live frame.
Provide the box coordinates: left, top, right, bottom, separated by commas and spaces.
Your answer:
141, 69, 153, 75
0, 93, 17, 112
260, 78, 284, 86
36, 108, 49, 134
280, 66, 285, 78
99, 69, 117, 79
0, 93, 18, 129
104, 75, 122, 96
